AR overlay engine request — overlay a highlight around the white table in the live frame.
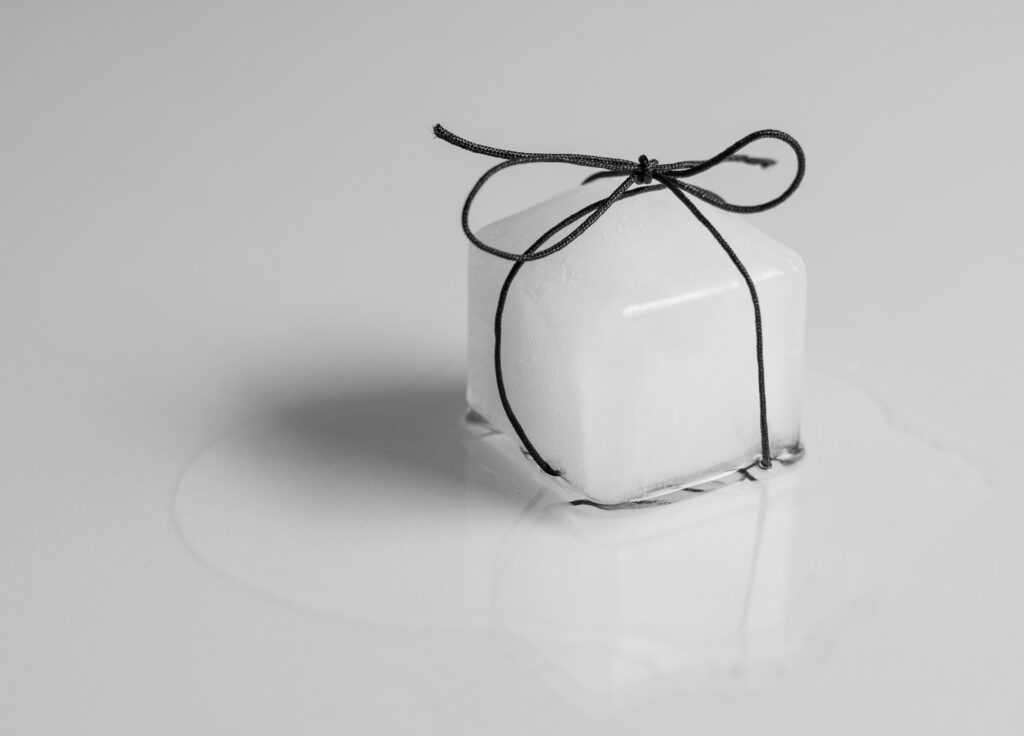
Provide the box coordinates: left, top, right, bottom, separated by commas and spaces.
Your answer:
3, 2, 1023, 733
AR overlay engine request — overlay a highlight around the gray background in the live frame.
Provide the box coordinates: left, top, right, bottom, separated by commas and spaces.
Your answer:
3, 1, 1023, 733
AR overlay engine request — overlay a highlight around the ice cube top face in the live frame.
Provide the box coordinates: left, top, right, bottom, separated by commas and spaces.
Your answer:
467, 185, 806, 505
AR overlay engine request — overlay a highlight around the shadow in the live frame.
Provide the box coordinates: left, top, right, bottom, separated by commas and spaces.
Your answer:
258, 374, 470, 489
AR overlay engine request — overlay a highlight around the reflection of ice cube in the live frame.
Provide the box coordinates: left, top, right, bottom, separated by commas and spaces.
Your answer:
465, 431, 799, 696
468, 185, 806, 504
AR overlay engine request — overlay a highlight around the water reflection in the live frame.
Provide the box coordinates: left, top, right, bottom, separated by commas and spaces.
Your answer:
465, 429, 801, 692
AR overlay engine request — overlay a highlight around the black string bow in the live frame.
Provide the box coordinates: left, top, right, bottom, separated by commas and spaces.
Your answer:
434, 124, 805, 478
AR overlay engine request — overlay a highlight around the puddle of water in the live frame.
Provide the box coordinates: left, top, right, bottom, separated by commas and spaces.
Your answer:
173, 367, 990, 694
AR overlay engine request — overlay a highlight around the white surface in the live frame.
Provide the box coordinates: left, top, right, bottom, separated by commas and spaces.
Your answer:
3, 1, 1024, 734
468, 185, 805, 502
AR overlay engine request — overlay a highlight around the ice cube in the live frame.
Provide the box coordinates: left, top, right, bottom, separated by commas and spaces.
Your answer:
467, 184, 805, 505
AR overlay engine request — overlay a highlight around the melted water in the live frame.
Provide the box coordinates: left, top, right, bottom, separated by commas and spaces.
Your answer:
174, 366, 989, 695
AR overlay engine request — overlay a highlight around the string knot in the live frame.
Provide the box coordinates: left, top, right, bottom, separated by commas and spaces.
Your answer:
634, 154, 658, 185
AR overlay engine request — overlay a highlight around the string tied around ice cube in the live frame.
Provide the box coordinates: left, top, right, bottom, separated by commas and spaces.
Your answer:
434, 124, 806, 477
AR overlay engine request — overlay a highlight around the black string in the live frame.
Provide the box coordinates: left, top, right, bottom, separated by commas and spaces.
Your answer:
434, 124, 805, 476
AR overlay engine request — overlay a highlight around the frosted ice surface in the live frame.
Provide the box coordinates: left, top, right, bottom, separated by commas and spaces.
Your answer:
467, 184, 805, 504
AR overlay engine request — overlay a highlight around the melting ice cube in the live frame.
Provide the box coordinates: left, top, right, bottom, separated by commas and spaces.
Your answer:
467, 185, 805, 505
